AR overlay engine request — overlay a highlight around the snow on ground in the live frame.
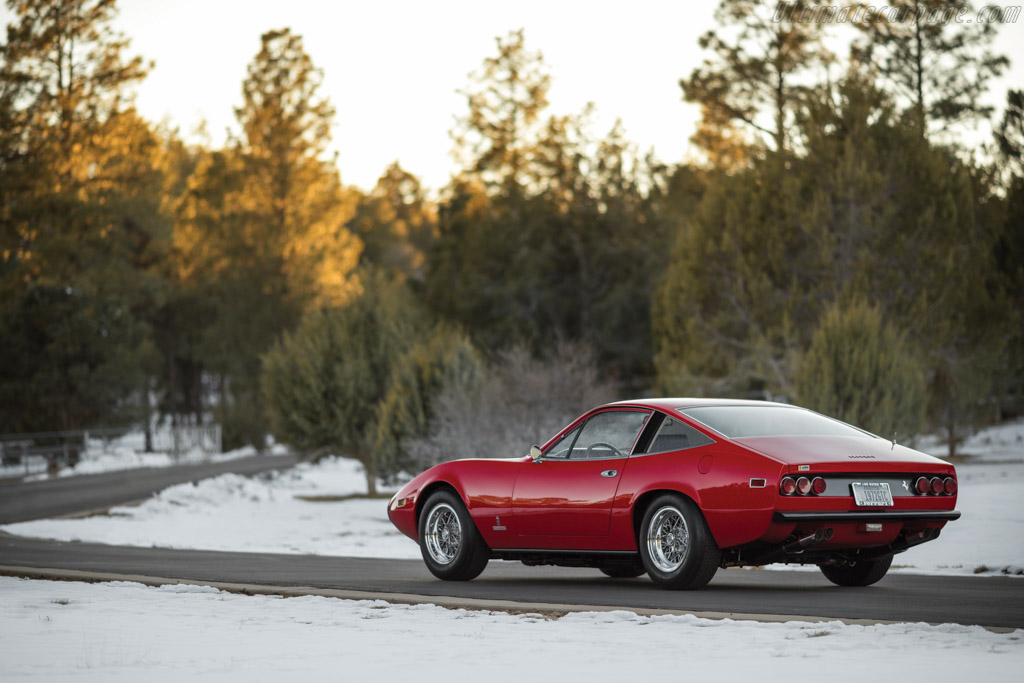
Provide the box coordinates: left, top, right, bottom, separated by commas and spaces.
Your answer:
918, 418, 1024, 462
2, 456, 412, 559
0, 576, 1020, 682
4, 453, 1024, 576
0, 440, 289, 482
762, 462, 1024, 577
53, 443, 289, 479
887, 462, 1024, 576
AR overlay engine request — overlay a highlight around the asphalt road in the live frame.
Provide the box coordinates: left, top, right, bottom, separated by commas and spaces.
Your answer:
2, 534, 1022, 629
0, 454, 297, 523
1, 454, 1022, 629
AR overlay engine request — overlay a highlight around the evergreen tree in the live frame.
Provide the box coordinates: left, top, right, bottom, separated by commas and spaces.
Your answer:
680, 0, 830, 155
0, 0, 155, 296
992, 89, 1024, 421
452, 29, 551, 195
372, 326, 482, 478
795, 299, 926, 437
654, 75, 1009, 454
347, 162, 436, 281
0, 0, 165, 431
851, 0, 1009, 135
261, 271, 417, 494
172, 28, 362, 448
431, 31, 675, 378
995, 89, 1024, 178
232, 28, 360, 310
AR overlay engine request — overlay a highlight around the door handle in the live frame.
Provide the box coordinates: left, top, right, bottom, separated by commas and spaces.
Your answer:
600, 469, 618, 478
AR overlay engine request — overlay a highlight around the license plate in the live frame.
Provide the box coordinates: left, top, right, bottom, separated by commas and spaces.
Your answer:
851, 482, 894, 507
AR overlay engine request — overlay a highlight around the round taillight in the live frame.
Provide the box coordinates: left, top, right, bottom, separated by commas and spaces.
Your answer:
780, 477, 796, 495
944, 477, 957, 495
796, 476, 811, 495
929, 477, 944, 495
914, 477, 930, 495
811, 477, 827, 495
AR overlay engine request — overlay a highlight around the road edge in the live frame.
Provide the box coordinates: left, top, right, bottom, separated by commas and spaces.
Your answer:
3, 564, 1014, 633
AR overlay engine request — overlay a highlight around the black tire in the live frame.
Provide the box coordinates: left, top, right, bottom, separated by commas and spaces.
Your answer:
819, 554, 893, 587
418, 489, 489, 581
638, 493, 721, 590
599, 563, 647, 579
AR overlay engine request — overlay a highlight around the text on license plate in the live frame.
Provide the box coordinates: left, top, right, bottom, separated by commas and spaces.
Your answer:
851, 482, 894, 507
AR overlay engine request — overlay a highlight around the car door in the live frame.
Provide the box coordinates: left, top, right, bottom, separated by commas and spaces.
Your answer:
511, 409, 651, 538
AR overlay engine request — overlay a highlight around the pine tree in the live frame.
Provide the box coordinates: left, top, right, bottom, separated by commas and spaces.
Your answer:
171, 28, 362, 448
654, 74, 1010, 453
991, 89, 1024, 422
795, 299, 926, 437
372, 326, 482, 478
261, 271, 418, 495
0, 0, 154, 294
995, 89, 1024, 178
680, 0, 830, 155
347, 162, 436, 280
852, 0, 1009, 135
451, 28, 551, 195
0, 0, 165, 431
232, 28, 361, 310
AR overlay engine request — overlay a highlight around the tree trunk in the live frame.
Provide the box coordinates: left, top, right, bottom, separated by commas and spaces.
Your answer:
355, 444, 377, 496
946, 409, 957, 459
143, 375, 153, 453
365, 454, 377, 496
913, 4, 926, 135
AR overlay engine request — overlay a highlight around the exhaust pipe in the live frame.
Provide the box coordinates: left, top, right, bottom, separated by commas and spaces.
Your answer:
782, 528, 834, 554
746, 528, 834, 565
856, 527, 942, 561
890, 527, 940, 554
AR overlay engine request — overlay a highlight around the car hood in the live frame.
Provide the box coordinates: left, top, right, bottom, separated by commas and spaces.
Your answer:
734, 435, 946, 466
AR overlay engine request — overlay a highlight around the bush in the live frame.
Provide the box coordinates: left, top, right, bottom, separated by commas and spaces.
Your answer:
795, 299, 925, 438
407, 341, 616, 467
371, 326, 484, 482
261, 272, 416, 494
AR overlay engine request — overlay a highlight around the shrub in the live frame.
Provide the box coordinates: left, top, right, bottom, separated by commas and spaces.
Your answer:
795, 299, 925, 438
407, 341, 616, 467
261, 272, 416, 494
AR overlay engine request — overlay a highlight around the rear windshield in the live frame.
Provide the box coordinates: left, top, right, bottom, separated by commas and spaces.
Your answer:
680, 406, 872, 439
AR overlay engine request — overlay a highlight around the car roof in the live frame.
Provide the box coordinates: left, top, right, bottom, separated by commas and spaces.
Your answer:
605, 398, 795, 411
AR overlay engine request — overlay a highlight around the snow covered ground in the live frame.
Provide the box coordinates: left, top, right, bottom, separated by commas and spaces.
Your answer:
918, 419, 1024, 462
0, 441, 289, 481
2, 458, 408, 558
0, 576, 1020, 682
2, 457, 404, 556
4, 454, 1023, 576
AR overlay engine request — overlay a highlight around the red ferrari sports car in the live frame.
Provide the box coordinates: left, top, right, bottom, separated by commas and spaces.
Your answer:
387, 399, 959, 589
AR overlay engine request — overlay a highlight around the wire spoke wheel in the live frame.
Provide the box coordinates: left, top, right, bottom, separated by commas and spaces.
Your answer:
417, 490, 489, 581
646, 505, 689, 572
638, 494, 719, 590
424, 502, 462, 565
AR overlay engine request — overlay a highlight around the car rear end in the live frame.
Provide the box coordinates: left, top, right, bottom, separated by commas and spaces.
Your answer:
674, 403, 960, 568
757, 458, 958, 563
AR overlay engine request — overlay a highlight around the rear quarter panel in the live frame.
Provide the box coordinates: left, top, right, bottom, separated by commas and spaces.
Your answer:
613, 440, 785, 549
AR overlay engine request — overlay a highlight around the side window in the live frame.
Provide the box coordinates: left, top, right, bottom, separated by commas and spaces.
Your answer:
647, 417, 714, 454
544, 425, 581, 459
570, 411, 650, 459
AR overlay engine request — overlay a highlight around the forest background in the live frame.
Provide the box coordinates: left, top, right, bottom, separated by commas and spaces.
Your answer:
1, 0, 1021, 491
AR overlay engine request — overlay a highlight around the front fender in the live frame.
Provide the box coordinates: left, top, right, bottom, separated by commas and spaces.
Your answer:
387, 458, 525, 545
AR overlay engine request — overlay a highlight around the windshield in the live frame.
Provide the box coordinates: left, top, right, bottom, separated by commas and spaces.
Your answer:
680, 406, 872, 439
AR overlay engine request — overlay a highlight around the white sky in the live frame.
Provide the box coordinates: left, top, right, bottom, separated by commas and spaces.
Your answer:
2, 0, 1022, 190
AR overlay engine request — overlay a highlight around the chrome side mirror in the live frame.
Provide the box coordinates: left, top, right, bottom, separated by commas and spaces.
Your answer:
529, 444, 542, 461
